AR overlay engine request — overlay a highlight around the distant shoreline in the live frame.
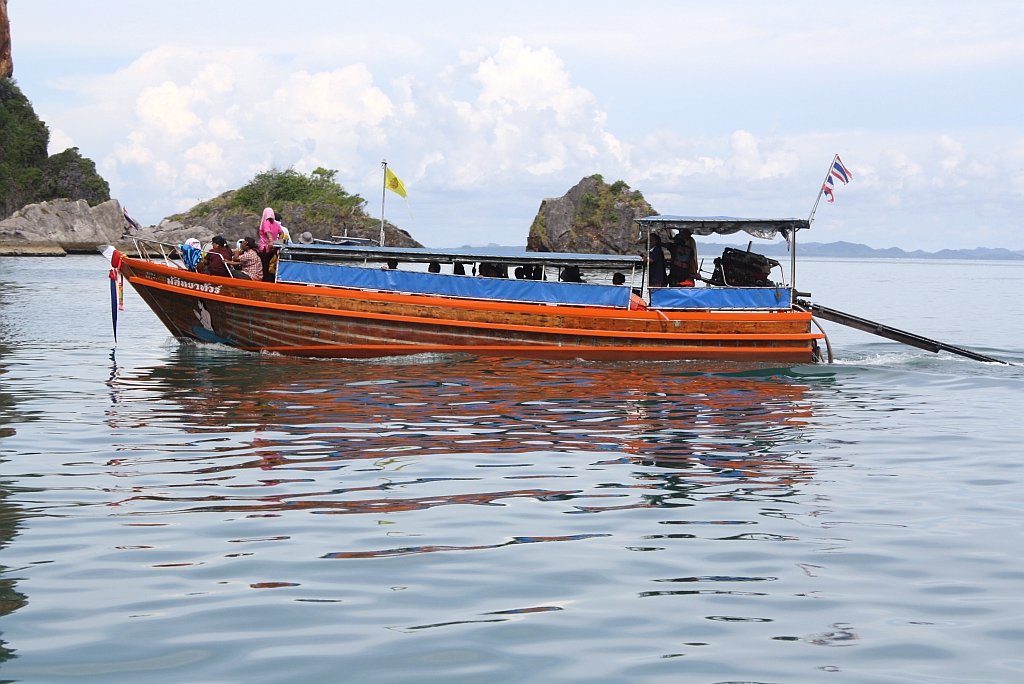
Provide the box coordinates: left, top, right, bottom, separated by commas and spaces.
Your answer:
713, 240, 1024, 261
457, 241, 1024, 261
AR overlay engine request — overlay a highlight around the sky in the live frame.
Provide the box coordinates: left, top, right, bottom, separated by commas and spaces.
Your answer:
7, 0, 1024, 250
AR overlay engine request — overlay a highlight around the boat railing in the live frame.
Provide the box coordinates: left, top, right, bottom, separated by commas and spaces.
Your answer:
129, 237, 236, 278
276, 259, 635, 309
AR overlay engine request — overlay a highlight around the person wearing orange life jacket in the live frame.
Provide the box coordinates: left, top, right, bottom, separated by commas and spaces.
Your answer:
613, 271, 648, 310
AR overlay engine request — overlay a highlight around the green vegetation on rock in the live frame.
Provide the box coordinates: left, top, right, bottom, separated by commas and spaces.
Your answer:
40, 147, 110, 206
0, 79, 110, 218
572, 174, 649, 233
166, 167, 422, 248
230, 167, 364, 219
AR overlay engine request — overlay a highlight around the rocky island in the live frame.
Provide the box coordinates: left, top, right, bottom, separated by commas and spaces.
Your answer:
527, 175, 655, 255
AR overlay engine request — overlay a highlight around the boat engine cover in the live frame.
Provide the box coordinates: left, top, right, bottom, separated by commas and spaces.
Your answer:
708, 247, 780, 287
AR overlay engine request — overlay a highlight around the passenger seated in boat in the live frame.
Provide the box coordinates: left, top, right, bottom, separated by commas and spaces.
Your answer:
179, 238, 203, 272
559, 265, 584, 283
647, 233, 668, 287
205, 235, 233, 277
668, 229, 698, 287
453, 262, 466, 275
428, 261, 441, 273
613, 272, 647, 310
514, 266, 526, 279
386, 259, 398, 270
227, 237, 263, 280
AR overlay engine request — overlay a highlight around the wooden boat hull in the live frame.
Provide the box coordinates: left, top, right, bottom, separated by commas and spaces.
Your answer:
121, 257, 823, 362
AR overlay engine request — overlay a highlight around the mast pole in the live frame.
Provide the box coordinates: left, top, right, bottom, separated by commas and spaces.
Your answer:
380, 159, 387, 246
807, 153, 838, 226
796, 153, 839, 294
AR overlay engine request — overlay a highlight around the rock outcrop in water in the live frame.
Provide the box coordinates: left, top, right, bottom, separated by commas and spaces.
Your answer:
0, 198, 126, 255
526, 175, 657, 255
0, 180, 424, 255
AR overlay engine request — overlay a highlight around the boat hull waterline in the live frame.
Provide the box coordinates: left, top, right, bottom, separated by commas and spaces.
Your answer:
120, 258, 823, 362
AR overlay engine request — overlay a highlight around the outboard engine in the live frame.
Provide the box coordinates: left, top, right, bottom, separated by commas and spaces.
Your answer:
708, 247, 780, 287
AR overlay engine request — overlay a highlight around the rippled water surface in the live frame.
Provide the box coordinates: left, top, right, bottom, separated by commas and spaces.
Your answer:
1, 256, 1023, 683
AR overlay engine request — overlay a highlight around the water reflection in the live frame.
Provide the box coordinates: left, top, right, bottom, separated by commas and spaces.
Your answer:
0, 341, 29, 667
101, 350, 827, 527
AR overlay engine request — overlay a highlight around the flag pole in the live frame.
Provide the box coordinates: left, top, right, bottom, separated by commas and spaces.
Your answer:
379, 159, 388, 246
807, 153, 839, 226
794, 154, 837, 293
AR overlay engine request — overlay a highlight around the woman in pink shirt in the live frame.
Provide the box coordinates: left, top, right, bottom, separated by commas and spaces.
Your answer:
257, 207, 283, 280
258, 207, 282, 251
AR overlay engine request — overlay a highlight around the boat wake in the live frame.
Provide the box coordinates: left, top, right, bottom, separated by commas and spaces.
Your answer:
830, 346, 1024, 383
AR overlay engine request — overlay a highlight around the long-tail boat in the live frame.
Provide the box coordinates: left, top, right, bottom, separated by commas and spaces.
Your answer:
107, 216, 826, 363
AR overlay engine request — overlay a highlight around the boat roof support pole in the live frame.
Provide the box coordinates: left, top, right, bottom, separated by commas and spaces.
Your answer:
379, 159, 388, 247
790, 228, 797, 293
639, 220, 650, 300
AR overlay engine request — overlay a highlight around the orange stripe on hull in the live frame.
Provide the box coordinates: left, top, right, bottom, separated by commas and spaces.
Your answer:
122, 258, 823, 363
254, 344, 816, 363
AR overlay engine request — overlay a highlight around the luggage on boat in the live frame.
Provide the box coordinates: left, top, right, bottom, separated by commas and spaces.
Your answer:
708, 247, 780, 287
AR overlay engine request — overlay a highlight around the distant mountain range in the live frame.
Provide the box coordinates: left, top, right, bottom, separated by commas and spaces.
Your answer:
459, 241, 1024, 261
720, 240, 1024, 260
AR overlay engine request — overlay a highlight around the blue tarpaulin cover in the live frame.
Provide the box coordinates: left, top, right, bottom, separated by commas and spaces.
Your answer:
277, 261, 631, 308
649, 286, 792, 310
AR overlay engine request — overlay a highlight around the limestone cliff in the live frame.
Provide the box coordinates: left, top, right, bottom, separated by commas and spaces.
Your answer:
526, 175, 656, 255
1, 0, 11, 80
0, 80, 110, 219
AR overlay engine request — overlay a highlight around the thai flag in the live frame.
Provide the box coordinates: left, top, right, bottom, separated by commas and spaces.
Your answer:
822, 156, 852, 203
830, 156, 853, 185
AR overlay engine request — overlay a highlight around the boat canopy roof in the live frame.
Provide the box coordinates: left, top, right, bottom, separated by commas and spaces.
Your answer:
281, 243, 643, 270
637, 215, 809, 240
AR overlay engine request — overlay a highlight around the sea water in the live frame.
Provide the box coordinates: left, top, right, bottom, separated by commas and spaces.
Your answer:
0, 256, 1022, 683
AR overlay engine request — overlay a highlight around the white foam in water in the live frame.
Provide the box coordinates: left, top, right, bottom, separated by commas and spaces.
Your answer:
832, 349, 922, 366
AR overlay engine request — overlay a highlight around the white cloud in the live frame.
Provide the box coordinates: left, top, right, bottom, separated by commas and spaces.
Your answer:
11, 1, 1024, 249
728, 131, 799, 180
270, 66, 393, 132
46, 126, 75, 155
112, 132, 153, 165
136, 81, 203, 140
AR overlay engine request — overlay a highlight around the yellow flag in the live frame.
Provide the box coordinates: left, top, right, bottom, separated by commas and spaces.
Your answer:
385, 167, 407, 198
